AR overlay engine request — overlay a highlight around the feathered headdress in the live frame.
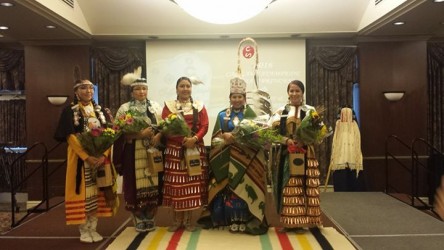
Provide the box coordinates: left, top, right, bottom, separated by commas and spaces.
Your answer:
189, 76, 204, 85
121, 66, 147, 87
235, 37, 272, 116
72, 65, 93, 89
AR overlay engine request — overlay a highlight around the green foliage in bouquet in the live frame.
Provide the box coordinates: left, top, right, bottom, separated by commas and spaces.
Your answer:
229, 119, 283, 150
296, 108, 329, 145
77, 127, 121, 156
114, 110, 150, 134
157, 113, 191, 136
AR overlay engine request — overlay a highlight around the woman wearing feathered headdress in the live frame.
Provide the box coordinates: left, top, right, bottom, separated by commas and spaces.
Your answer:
198, 77, 268, 235
54, 79, 119, 243
113, 67, 163, 232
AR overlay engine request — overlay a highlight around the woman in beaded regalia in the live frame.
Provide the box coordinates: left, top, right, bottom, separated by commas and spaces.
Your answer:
198, 77, 268, 235
54, 79, 119, 243
161, 76, 209, 232
268, 80, 322, 231
113, 68, 163, 232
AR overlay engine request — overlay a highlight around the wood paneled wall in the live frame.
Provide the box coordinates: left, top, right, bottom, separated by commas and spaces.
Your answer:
25, 45, 90, 199
359, 41, 428, 192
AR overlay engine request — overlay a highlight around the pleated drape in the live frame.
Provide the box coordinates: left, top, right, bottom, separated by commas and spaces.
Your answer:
0, 48, 26, 147
0, 99, 26, 146
307, 46, 359, 183
90, 46, 145, 115
427, 42, 444, 151
0, 49, 25, 91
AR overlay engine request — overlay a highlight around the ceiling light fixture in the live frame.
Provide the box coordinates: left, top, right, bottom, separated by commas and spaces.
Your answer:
171, 0, 274, 24
45, 25, 56, 29
393, 21, 405, 26
0, 26, 9, 30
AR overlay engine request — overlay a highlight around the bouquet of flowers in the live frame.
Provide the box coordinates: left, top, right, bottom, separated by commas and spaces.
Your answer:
157, 113, 191, 136
77, 127, 122, 156
113, 110, 150, 134
212, 119, 283, 150
295, 108, 330, 145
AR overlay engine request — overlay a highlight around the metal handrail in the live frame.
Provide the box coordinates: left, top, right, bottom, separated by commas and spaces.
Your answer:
385, 135, 412, 195
411, 137, 443, 217
7, 141, 67, 228
385, 135, 444, 220
8, 142, 47, 227
44, 142, 67, 209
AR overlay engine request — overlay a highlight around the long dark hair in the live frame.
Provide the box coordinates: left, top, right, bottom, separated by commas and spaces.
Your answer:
176, 76, 192, 100
176, 76, 191, 88
287, 80, 305, 94
175, 76, 198, 134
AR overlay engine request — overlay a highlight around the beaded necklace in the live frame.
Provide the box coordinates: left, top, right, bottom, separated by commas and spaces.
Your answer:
223, 105, 245, 129
72, 102, 106, 131
175, 99, 193, 114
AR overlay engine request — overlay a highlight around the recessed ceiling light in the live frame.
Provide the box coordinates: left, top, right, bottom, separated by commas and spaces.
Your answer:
433, 0, 444, 3
0, 2, 14, 7
46, 25, 56, 29
393, 21, 405, 26
0, 26, 9, 30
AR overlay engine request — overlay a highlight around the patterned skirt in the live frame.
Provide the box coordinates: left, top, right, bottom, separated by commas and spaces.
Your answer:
65, 161, 115, 225
280, 158, 322, 227
162, 139, 208, 211
122, 140, 159, 212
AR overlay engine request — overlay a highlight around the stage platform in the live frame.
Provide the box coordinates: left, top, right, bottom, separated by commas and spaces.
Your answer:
320, 192, 444, 250
1, 192, 443, 249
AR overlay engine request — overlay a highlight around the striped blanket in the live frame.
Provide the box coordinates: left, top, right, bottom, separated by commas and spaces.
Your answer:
106, 227, 356, 250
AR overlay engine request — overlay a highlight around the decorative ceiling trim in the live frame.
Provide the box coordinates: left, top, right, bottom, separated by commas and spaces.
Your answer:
359, 0, 427, 36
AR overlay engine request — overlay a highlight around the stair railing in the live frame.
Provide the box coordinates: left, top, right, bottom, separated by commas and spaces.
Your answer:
8, 141, 66, 228
385, 134, 412, 196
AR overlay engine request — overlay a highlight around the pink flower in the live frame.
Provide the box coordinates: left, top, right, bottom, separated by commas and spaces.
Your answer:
90, 128, 103, 137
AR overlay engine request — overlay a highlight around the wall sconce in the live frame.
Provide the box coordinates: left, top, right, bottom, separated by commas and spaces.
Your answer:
47, 95, 69, 106
383, 91, 405, 102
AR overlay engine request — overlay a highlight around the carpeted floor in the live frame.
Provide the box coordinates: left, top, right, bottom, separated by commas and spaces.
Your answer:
0, 194, 349, 250
0, 211, 25, 233
320, 192, 444, 250
3, 192, 444, 249
106, 226, 355, 250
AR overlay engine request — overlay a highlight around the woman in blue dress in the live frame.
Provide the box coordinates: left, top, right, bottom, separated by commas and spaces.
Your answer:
198, 77, 268, 235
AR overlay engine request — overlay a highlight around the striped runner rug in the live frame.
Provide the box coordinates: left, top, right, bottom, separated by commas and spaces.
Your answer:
106, 227, 356, 250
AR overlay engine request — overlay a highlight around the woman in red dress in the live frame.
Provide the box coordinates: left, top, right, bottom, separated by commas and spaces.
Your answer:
161, 76, 209, 232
